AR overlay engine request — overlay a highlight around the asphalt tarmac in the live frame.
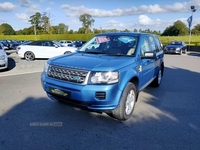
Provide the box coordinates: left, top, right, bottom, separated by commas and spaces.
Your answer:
0, 51, 200, 150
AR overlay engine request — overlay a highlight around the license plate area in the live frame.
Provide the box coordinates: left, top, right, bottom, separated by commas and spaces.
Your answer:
49, 87, 71, 98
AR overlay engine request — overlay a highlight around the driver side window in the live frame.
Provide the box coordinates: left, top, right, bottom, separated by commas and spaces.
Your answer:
141, 37, 151, 56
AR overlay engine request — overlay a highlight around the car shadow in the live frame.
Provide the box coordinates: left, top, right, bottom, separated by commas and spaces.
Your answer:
1, 65, 200, 149
187, 52, 200, 57
7, 57, 16, 71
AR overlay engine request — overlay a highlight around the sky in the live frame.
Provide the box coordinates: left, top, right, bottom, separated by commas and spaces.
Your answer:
0, 0, 200, 33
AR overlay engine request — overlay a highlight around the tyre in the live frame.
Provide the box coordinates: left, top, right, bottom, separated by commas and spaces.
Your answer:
179, 50, 182, 55
183, 48, 187, 54
112, 82, 137, 121
24, 51, 35, 61
151, 66, 163, 87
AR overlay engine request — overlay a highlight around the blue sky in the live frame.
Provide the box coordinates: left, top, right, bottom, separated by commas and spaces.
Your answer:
0, 0, 200, 32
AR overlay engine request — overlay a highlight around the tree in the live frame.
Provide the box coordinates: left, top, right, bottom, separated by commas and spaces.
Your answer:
29, 12, 42, 34
68, 29, 73, 34
58, 23, 68, 34
192, 24, 200, 35
41, 12, 50, 34
0, 23, 15, 35
133, 29, 138, 32
79, 13, 95, 34
93, 28, 101, 34
0, 25, 5, 34
78, 27, 86, 34
162, 20, 188, 36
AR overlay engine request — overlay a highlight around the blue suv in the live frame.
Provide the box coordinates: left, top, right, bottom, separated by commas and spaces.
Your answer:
41, 32, 164, 121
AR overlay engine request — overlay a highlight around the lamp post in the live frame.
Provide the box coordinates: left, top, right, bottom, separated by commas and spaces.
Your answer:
188, 6, 196, 51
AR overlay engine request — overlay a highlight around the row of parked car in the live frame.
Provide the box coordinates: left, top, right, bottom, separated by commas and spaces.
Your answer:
0, 39, 87, 70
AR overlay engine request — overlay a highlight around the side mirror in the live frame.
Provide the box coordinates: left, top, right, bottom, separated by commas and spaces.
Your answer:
141, 51, 156, 59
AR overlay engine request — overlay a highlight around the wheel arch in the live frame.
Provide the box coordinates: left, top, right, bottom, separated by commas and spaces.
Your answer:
119, 72, 140, 102
64, 51, 72, 54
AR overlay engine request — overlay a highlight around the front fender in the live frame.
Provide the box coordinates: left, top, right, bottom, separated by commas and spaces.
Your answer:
118, 68, 139, 91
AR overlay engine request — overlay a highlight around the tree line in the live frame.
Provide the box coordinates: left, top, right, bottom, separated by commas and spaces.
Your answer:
0, 12, 200, 36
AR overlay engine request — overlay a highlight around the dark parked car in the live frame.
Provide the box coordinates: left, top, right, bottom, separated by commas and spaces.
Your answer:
68, 40, 86, 48
164, 41, 187, 55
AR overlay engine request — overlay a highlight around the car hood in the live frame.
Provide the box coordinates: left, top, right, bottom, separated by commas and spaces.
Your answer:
48, 52, 136, 71
165, 45, 183, 48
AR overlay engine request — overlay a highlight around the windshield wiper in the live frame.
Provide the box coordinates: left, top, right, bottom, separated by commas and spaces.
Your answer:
108, 53, 125, 56
85, 51, 107, 54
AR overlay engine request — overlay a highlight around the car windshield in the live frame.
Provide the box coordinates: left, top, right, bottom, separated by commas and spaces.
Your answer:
78, 35, 138, 56
53, 41, 65, 47
170, 41, 182, 45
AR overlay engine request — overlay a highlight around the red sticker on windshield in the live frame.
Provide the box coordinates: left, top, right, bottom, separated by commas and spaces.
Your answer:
96, 37, 110, 43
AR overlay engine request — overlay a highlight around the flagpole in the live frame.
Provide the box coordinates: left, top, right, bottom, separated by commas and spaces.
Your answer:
188, 6, 196, 52
188, 12, 193, 52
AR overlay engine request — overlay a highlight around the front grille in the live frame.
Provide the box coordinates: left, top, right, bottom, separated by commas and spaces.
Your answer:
0, 64, 6, 67
47, 65, 89, 84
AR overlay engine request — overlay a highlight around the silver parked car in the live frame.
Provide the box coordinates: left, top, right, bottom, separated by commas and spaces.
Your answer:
164, 41, 187, 55
0, 43, 8, 70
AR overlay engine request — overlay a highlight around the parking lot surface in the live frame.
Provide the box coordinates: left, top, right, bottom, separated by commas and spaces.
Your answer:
0, 50, 200, 150
0, 50, 47, 76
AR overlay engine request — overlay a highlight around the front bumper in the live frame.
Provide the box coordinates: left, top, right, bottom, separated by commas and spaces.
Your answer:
164, 49, 181, 54
41, 72, 122, 111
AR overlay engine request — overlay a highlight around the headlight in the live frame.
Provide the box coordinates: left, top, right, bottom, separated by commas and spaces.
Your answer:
176, 48, 180, 50
0, 55, 5, 60
88, 71, 119, 84
43, 62, 50, 74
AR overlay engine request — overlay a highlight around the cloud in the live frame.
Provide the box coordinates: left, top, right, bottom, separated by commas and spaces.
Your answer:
45, 7, 51, 12
138, 15, 155, 26
19, 0, 31, 7
0, 17, 7, 22
0, 2, 17, 12
25, 4, 40, 14
139, 4, 166, 14
15, 13, 28, 20
103, 20, 125, 29
60, 1, 200, 18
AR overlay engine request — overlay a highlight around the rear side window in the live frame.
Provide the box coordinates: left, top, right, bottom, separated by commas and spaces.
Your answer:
153, 36, 163, 52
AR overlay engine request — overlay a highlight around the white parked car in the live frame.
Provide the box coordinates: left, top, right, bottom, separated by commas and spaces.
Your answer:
16, 40, 77, 61
0, 43, 8, 70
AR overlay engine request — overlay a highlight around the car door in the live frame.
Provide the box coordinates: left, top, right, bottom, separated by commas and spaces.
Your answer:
30, 41, 44, 58
41, 41, 58, 58
139, 36, 155, 88
153, 35, 164, 77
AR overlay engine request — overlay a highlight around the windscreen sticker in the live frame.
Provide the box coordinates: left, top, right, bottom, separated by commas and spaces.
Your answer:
118, 37, 134, 43
96, 37, 110, 43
